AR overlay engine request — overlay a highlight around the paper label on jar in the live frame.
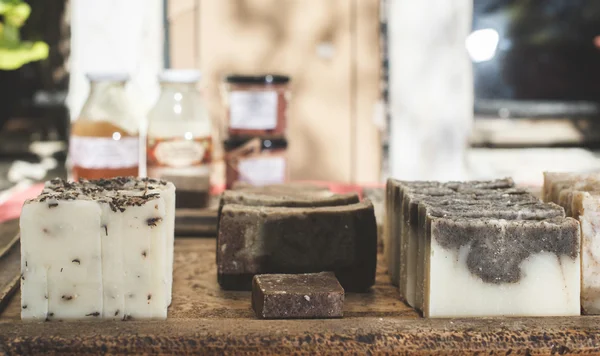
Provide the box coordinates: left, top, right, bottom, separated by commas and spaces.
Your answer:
229, 91, 278, 130
70, 135, 139, 169
238, 155, 286, 185
147, 137, 212, 168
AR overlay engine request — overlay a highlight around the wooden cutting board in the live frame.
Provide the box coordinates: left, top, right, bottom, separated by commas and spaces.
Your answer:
1, 228, 600, 354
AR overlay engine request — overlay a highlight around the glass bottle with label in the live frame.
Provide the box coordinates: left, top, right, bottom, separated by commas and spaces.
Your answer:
223, 74, 290, 137
147, 70, 212, 209
70, 73, 140, 180
224, 137, 288, 189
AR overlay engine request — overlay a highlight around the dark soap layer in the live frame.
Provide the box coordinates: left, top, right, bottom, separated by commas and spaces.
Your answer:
252, 272, 344, 319
431, 217, 580, 284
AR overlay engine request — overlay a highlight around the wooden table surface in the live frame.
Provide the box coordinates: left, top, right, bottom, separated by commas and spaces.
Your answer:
2, 237, 600, 354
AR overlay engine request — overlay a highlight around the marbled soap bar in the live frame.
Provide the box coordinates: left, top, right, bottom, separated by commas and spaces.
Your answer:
20, 177, 175, 321
424, 216, 580, 318
384, 178, 515, 300
384, 180, 445, 291
252, 272, 344, 319
543, 172, 600, 314
217, 201, 377, 292
409, 190, 544, 311
386, 177, 581, 317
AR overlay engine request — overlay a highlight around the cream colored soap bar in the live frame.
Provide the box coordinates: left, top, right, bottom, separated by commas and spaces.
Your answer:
543, 172, 600, 315
20, 177, 175, 321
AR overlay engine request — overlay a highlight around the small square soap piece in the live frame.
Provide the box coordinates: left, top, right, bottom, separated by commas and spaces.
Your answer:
252, 272, 344, 319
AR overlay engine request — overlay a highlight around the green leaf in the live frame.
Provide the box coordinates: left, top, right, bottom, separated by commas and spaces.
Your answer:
4, 3, 31, 27
0, 40, 49, 70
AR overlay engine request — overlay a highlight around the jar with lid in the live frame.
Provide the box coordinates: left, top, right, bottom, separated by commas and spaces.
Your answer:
222, 75, 290, 137
224, 137, 288, 189
147, 69, 213, 209
70, 73, 140, 180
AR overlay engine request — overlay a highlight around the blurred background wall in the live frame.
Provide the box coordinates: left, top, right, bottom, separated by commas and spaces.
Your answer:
65, 0, 382, 184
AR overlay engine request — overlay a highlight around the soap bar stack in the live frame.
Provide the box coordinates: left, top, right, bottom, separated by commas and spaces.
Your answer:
20, 177, 175, 321
217, 184, 377, 292
385, 178, 581, 318
543, 172, 600, 314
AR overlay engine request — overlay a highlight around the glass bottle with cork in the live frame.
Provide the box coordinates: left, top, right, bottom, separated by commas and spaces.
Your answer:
147, 70, 213, 209
69, 73, 140, 180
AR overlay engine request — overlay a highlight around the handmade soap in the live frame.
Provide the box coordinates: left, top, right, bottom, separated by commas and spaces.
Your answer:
387, 178, 516, 303
219, 190, 359, 216
47, 177, 177, 308
424, 216, 580, 318
386, 177, 581, 318
409, 188, 538, 311
572, 191, 600, 313
217, 201, 377, 291
20, 177, 175, 321
399, 186, 454, 307
416, 199, 567, 315
543, 172, 600, 314
385, 180, 443, 291
251, 272, 344, 319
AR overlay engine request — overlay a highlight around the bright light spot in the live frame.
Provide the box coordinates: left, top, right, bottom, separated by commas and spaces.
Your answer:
174, 92, 182, 101
184, 131, 193, 140
112, 132, 121, 141
174, 104, 182, 114
466, 28, 499, 63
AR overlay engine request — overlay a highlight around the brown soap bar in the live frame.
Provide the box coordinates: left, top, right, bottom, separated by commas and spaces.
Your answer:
252, 272, 344, 319
217, 200, 377, 292
217, 189, 360, 225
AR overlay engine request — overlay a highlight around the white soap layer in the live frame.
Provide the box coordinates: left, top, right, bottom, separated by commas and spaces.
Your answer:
99, 202, 124, 319
120, 202, 168, 319
426, 239, 580, 318
21, 200, 103, 320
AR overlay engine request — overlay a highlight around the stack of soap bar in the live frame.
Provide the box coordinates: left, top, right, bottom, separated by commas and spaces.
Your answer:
20, 177, 175, 321
218, 193, 376, 292
252, 272, 344, 319
385, 178, 581, 317
543, 172, 600, 314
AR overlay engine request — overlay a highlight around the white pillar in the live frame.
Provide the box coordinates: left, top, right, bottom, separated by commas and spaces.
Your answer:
68, 0, 164, 122
388, 0, 473, 181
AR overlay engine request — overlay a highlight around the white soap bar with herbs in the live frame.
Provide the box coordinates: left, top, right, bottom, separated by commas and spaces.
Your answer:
20, 177, 175, 321
20, 197, 103, 321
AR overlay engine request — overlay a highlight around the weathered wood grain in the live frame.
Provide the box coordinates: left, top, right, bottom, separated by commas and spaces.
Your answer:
0, 241, 19, 315
0, 219, 19, 258
1, 238, 600, 354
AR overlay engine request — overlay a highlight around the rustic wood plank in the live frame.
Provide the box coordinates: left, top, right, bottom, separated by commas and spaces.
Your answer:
2, 238, 600, 354
0, 241, 19, 315
0, 219, 19, 258
0, 219, 20, 315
